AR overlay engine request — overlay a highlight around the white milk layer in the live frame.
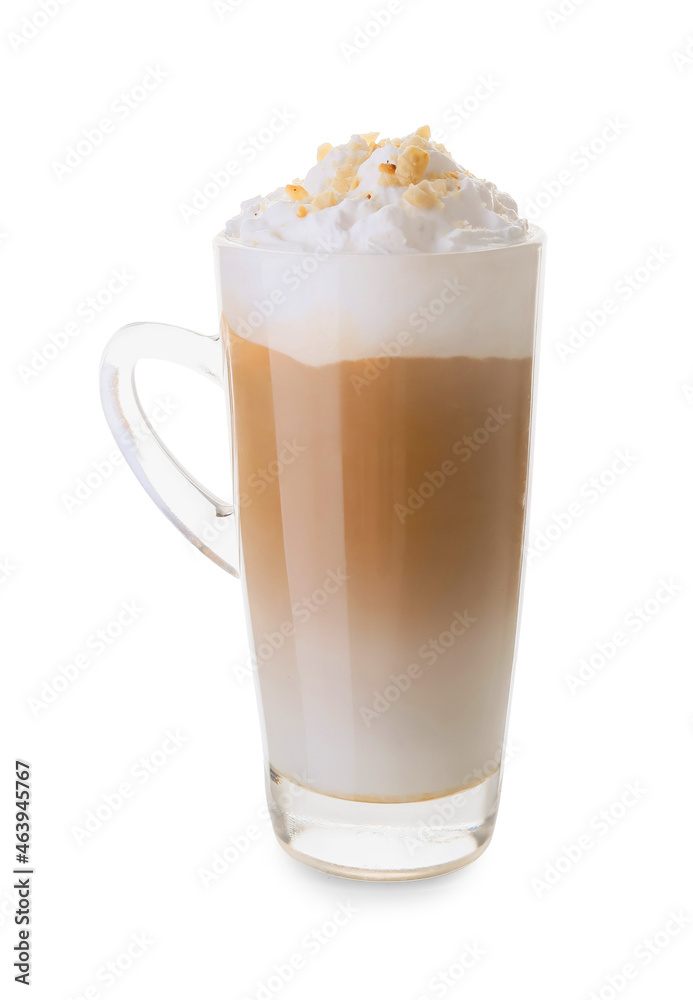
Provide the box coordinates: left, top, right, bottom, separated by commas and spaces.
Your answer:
215, 232, 544, 365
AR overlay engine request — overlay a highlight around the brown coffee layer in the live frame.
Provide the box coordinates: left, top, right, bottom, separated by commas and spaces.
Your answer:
224, 322, 533, 800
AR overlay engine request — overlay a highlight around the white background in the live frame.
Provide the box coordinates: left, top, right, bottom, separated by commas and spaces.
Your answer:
2, 0, 693, 997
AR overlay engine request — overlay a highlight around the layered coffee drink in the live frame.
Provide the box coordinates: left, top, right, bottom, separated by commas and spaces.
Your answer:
215, 126, 544, 873
100, 122, 544, 876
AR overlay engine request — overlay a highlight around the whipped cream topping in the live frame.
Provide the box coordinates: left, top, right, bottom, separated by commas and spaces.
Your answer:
225, 127, 529, 254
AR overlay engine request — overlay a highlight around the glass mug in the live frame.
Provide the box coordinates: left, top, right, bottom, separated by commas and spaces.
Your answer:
100, 228, 545, 880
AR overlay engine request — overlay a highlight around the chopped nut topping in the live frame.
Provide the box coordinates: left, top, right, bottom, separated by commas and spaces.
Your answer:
395, 145, 430, 186
403, 181, 438, 209
229, 127, 522, 250
377, 171, 399, 187
332, 162, 359, 193
312, 189, 337, 210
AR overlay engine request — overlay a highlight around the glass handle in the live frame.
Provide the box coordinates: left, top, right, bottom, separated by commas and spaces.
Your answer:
99, 321, 238, 577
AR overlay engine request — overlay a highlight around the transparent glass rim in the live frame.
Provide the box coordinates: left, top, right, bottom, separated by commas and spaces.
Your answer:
213, 223, 546, 258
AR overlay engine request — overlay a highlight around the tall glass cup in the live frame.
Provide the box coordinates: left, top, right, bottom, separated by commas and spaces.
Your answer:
100, 227, 545, 880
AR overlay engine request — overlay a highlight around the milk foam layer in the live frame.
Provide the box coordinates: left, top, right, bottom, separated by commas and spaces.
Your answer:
215, 232, 543, 366
226, 127, 529, 254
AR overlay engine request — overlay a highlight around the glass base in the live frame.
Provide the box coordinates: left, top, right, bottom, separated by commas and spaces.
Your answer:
266, 768, 501, 881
